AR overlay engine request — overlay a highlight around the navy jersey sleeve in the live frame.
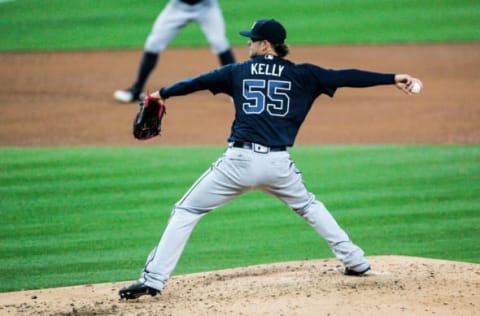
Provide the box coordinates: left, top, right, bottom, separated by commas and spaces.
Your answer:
160, 65, 233, 99
303, 64, 395, 97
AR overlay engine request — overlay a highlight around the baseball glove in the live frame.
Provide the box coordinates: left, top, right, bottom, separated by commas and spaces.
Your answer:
133, 95, 166, 140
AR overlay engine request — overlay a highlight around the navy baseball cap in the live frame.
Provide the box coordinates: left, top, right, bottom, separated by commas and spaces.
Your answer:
239, 19, 286, 44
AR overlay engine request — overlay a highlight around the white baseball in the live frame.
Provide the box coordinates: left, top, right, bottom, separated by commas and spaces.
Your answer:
411, 81, 421, 94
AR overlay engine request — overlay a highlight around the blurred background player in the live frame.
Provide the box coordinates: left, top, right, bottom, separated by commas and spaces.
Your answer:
114, 0, 236, 103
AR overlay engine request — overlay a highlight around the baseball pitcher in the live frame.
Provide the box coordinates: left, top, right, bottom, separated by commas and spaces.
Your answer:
119, 18, 423, 299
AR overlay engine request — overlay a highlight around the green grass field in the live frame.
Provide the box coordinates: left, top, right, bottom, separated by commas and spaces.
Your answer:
0, 0, 479, 51
1, 146, 479, 292
0, 0, 479, 293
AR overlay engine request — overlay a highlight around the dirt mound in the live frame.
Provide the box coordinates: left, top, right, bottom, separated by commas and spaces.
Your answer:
0, 256, 478, 315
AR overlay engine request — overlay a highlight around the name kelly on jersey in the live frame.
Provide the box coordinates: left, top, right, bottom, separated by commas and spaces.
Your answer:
251, 63, 284, 77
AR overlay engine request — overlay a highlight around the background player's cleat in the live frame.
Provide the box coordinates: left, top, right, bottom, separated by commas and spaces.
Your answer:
343, 265, 371, 276
119, 281, 160, 299
113, 88, 144, 103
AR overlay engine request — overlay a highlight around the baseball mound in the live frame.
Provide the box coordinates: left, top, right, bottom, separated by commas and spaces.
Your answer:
0, 256, 478, 315
1, 44, 479, 315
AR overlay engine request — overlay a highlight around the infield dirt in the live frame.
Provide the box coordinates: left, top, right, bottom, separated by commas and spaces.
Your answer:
0, 43, 479, 315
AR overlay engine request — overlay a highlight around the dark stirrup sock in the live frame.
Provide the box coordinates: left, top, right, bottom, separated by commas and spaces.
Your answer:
131, 51, 159, 92
218, 49, 236, 66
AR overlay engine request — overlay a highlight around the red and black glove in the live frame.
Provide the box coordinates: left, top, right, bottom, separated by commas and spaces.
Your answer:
132, 95, 166, 140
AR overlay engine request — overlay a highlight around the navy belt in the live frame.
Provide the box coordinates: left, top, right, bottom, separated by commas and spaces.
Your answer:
231, 141, 286, 153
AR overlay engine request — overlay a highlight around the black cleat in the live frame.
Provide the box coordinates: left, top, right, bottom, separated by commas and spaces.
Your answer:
119, 281, 160, 300
344, 266, 371, 276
